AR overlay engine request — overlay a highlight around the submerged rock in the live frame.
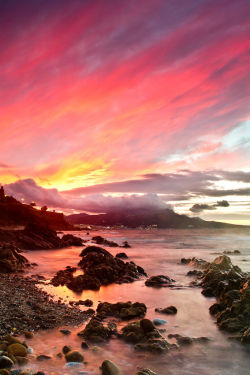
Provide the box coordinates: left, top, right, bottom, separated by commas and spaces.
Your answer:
145, 275, 175, 288
155, 306, 177, 315
92, 236, 119, 247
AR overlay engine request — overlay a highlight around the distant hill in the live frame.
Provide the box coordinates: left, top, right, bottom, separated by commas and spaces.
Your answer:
0, 188, 72, 230
66, 208, 245, 229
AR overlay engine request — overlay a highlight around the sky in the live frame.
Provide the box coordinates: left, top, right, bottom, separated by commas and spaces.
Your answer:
0, 0, 250, 224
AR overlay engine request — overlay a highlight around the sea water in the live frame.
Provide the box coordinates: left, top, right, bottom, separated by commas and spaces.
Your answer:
23, 228, 250, 375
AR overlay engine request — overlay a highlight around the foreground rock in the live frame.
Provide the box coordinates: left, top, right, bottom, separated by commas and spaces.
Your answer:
52, 246, 147, 292
0, 274, 93, 335
101, 360, 120, 375
183, 254, 250, 344
119, 318, 172, 353
0, 245, 30, 273
145, 275, 175, 288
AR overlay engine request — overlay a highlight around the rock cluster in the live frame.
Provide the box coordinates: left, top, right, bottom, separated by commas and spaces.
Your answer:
119, 318, 172, 353
51, 246, 147, 292
184, 254, 250, 344
0, 335, 29, 370
91, 236, 119, 247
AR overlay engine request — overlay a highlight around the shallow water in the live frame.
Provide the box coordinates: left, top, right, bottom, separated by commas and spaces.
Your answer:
22, 228, 250, 375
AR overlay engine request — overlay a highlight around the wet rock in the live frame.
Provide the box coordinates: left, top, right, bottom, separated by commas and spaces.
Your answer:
120, 319, 170, 353
65, 351, 84, 363
241, 327, 250, 344
0, 356, 14, 369
92, 236, 119, 247
0, 245, 30, 273
223, 250, 241, 255
115, 253, 128, 259
101, 360, 120, 375
145, 275, 175, 288
56, 246, 147, 292
77, 316, 115, 342
96, 301, 146, 320
121, 241, 131, 248
8, 343, 27, 357
62, 346, 72, 354
23, 332, 34, 339
60, 234, 83, 247
181, 257, 209, 268
15, 356, 28, 366
0, 370, 10, 375
155, 306, 177, 315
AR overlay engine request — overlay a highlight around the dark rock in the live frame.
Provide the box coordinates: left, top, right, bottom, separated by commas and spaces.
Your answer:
54, 246, 147, 292
0, 356, 14, 369
223, 250, 241, 255
0, 245, 30, 273
155, 306, 177, 315
92, 236, 119, 247
65, 351, 84, 363
145, 275, 175, 287
60, 329, 71, 335
115, 252, 128, 259
101, 360, 120, 375
62, 345, 72, 354
77, 299, 93, 307
77, 316, 115, 342
122, 241, 131, 248
61, 234, 83, 247
120, 319, 170, 353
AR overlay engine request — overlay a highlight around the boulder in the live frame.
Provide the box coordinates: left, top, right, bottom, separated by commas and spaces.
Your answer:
0, 356, 14, 369
65, 351, 84, 363
145, 275, 175, 287
0, 245, 30, 273
8, 343, 28, 357
115, 252, 128, 259
101, 360, 120, 375
155, 306, 177, 315
92, 236, 119, 247
60, 234, 83, 247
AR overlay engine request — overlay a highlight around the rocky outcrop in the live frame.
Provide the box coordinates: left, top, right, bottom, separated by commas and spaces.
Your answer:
0, 224, 83, 250
0, 245, 30, 273
52, 246, 147, 292
183, 254, 250, 344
